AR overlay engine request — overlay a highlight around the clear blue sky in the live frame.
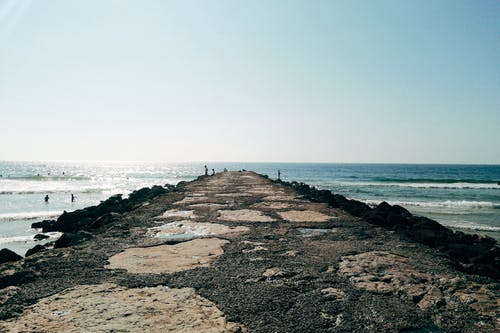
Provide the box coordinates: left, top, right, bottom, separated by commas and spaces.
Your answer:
0, 0, 498, 163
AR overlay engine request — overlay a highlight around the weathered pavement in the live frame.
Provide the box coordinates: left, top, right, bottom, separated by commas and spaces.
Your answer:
0, 171, 498, 332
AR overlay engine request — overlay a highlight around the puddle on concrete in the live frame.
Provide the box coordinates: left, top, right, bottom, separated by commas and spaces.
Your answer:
173, 196, 209, 205
297, 228, 337, 237
215, 193, 251, 197
252, 201, 298, 210
188, 203, 230, 209
278, 210, 335, 222
155, 209, 197, 219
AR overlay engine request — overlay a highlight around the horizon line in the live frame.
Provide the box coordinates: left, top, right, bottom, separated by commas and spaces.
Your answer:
1, 159, 500, 166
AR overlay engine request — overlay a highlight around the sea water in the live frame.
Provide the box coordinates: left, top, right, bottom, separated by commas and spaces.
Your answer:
1, 161, 499, 255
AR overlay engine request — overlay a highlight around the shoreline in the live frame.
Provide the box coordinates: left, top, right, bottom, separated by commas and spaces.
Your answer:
3, 170, 499, 273
6, 174, 500, 279
1, 176, 499, 257
0, 171, 498, 332
1, 172, 498, 276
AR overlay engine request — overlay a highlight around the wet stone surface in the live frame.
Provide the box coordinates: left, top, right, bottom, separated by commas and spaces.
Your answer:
0, 171, 498, 332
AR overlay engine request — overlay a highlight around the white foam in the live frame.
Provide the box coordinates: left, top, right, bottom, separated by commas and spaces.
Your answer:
363, 199, 500, 209
336, 181, 500, 190
444, 222, 500, 232
0, 211, 62, 221
0, 179, 117, 194
0, 235, 34, 244
0, 232, 61, 244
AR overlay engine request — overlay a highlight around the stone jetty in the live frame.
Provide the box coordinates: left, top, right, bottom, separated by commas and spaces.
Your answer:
0, 171, 498, 332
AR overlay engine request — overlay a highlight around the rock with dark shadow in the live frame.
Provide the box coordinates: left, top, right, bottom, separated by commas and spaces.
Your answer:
25, 245, 45, 257
34, 234, 49, 241
87, 212, 121, 229
31, 220, 56, 231
54, 231, 94, 249
0, 249, 22, 265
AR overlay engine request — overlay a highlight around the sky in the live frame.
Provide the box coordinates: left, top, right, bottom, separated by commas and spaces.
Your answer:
0, 0, 498, 164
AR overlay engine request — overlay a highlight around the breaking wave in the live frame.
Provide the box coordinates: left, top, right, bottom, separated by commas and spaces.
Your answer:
0, 211, 62, 221
0, 232, 62, 245
445, 223, 500, 232
363, 199, 500, 209
337, 181, 500, 190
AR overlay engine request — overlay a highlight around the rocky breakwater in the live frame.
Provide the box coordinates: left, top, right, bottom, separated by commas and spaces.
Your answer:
28, 184, 174, 251
0, 171, 498, 332
277, 179, 499, 280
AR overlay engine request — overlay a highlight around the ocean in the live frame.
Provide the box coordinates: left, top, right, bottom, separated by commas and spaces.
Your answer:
1, 161, 499, 255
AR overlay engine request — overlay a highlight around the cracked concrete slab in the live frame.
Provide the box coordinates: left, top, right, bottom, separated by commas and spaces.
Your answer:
218, 209, 275, 222
147, 221, 249, 240
0, 283, 244, 333
106, 238, 229, 274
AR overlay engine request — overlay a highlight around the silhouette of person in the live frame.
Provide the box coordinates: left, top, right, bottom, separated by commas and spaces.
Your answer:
44, 195, 49, 203
278, 170, 281, 180
212, 169, 215, 176
71, 193, 75, 202
204, 165, 208, 176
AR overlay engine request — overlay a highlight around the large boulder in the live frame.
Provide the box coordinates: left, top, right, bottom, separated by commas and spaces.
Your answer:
33, 234, 49, 241
87, 212, 121, 229
362, 202, 413, 228
0, 249, 22, 264
54, 231, 94, 249
25, 245, 45, 257
31, 220, 57, 232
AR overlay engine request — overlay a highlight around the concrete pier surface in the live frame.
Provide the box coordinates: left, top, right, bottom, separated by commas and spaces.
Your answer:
1, 171, 498, 332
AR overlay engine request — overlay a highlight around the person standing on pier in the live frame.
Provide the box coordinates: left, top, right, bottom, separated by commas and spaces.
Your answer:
71, 193, 75, 202
204, 165, 208, 176
278, 169, 281, 180
44, 195, 49, 203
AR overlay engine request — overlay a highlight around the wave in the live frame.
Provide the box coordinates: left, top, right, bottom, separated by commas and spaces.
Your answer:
0, 211, 62, 221
0, 175, 90, 181
360, 199, 500, 233
335, 181, 500, 190
0, 185, 116, 195
0, 232, 62, 245
0, 179, 177, 195
0, 235, 35, 244
444, 223, 500, 232
362, 199, 500, 209
371, 177, 499, 184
